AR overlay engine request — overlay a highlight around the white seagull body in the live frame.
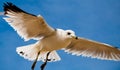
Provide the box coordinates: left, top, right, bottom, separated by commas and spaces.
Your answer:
3, 2, 120, 70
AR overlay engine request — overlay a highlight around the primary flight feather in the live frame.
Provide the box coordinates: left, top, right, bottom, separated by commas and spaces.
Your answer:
3, 2, 120, 70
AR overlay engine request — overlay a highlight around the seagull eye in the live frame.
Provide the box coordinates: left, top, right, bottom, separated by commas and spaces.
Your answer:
67, 32, 71, 35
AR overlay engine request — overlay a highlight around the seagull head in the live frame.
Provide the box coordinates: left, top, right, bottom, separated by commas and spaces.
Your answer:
65, 30, 78, 39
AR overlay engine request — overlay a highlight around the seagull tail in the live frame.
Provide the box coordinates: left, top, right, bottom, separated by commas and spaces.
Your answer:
16, 43, 61, 62
16, 43, 41, 61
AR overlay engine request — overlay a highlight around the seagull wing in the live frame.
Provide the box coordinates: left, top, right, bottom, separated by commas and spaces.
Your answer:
3, 2, 54, 41
64, 37, 120, 61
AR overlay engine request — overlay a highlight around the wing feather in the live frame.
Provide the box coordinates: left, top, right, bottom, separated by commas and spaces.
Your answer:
64, 37, 120, 61
3, 2, 54, 41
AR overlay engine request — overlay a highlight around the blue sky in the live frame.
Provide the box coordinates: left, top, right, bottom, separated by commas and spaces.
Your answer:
0, 0, 120, 70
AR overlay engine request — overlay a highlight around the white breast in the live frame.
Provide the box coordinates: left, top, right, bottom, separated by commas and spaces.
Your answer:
40, 29, 72, 51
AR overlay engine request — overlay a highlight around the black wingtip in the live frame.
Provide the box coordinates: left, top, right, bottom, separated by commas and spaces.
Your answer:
3, 2, 8, 14
3, 2, 26, 14
3, 2, 36, 16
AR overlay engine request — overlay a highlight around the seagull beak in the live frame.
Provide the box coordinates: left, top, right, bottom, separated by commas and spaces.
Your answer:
72, 36, 78, 39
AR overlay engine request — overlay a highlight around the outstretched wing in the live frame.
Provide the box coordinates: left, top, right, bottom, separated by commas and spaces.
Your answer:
3, 2, 54, 41
64, 37, 120, 61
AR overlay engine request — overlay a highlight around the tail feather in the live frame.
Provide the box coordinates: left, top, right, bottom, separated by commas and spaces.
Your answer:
16, 43, 61, 62
16, 44, 40, 61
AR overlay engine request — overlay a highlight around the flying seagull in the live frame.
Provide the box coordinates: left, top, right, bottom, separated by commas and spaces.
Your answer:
3, 2, 120, 70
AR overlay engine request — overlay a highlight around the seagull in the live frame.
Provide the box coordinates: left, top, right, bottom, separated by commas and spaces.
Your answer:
3, 2, 120, 70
